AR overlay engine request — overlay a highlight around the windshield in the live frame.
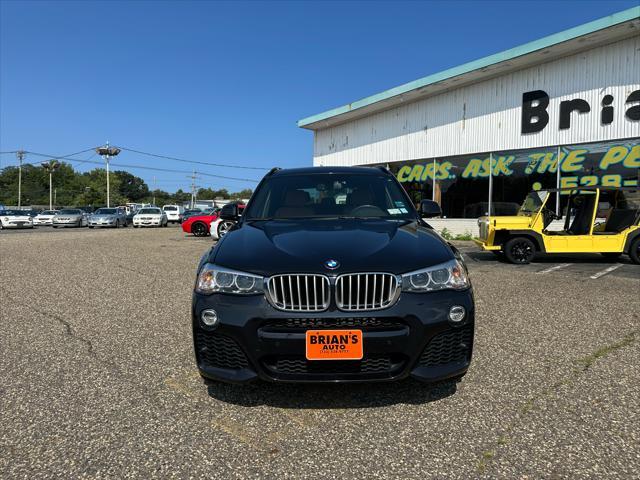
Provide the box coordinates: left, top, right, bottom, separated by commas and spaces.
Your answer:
59, 209, 81, 215
94, 208, 117, 215
40, 210, 57, 215
138, 208, 161, 214
519, 191, 550, 216
245, 173, 416, 220
2, 210, 28, 216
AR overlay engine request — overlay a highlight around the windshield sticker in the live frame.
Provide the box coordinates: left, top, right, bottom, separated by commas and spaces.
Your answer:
387, 208, 402, 215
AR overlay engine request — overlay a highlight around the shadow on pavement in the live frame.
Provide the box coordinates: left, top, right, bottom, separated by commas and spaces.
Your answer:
206, 378, 458, 408
463, 250, 634, 265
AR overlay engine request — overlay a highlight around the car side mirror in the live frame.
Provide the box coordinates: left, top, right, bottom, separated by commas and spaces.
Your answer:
420, 199, 441, 218
220, 203, 239, 220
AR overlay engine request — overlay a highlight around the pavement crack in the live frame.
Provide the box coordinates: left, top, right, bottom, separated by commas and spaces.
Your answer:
0, 287, 120, 371
476, 328, 639, 474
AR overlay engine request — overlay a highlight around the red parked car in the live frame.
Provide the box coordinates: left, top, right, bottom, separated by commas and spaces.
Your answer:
181, 209, 220, 237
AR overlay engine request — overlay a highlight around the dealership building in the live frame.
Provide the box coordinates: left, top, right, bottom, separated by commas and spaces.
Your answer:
298, 8, 640, 229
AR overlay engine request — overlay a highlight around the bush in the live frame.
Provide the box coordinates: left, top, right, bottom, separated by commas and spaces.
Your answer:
439, 228, 473, 241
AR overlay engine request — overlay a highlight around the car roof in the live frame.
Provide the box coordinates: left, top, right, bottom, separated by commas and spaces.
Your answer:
268, 166, 389, 177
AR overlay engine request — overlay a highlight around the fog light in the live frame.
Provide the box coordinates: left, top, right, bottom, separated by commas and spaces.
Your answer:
201, 309, 219, 328
448, 305, 466, 323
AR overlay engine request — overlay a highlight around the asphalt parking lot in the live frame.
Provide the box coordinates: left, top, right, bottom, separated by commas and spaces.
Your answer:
1, 227, 638, 478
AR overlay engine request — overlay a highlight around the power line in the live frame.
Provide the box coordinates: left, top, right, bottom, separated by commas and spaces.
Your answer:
115, 145, 269, 171
2, 151, 260, 183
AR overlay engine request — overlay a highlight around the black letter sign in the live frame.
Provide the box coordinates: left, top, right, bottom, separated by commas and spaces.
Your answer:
559, 99, 591, 129
521, 90, 549, 134
601, 95, 614, 125
625, 90, 640, 121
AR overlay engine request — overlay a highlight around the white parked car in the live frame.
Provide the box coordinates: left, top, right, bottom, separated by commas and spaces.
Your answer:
34, 210, 59, 225
0, 210, 34, 229
162, 204, 183, 223
133, 207, 168, 228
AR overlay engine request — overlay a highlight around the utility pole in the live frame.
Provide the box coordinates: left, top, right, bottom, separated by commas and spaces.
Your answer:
152, 176, 156, 206
41, 160, 61, 210
189, 170, 198, 209
16, 150, 25, 208
96, 142, 121, 207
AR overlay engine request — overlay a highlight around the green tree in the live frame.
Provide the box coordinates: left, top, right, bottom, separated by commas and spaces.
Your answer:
113, 170, 149, 201
234, 188, 253, 199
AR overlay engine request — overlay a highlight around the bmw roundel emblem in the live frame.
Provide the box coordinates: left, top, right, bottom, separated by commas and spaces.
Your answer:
325, 259, 340, 270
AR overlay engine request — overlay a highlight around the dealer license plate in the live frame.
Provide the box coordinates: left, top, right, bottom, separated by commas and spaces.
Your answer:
305, 329, 363, 361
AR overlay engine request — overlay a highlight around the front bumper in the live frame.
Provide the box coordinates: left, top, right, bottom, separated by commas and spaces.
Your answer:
473, 238, 501, 251
53, 219, 81, 226
192, 289, 474, 384
134, 220, 161, 226
2, 221, 34, 228
89, 220, 116, 227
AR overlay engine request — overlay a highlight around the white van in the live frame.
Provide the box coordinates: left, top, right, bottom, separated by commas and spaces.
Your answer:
162, 204, 183, 223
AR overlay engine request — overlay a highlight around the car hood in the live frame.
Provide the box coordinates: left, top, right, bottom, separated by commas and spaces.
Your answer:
211, 219, 454, 276
90, 214, 116, 220
3, 215, 31, 221
55, 214, 82, 219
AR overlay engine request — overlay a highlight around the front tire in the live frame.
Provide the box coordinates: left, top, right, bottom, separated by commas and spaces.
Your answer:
504, 237, 536, 264
192, 222, 208, 237
630, 238, 640, 265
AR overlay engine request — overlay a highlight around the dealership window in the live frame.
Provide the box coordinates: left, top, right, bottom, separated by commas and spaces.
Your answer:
435, 154, 489, 218
388, 138, 639, 218
490, 147, 557, 216
387, 159, 434, 210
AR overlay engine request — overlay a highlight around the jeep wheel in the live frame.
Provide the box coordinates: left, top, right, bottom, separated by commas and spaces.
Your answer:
192, 222, 208, 237
504, 237, 536, 264
630, 238, 640, 265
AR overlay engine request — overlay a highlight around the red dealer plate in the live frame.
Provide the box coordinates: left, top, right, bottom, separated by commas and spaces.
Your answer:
305, 330, 363, 361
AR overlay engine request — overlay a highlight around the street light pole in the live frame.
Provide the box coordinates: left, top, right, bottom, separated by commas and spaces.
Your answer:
41, 160, 60, 210
16, 150, 25, 208
96, 143, 121, 207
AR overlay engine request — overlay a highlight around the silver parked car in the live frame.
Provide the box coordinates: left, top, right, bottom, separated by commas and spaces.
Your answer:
88, 207, 128, 228
52, 209, 88, 228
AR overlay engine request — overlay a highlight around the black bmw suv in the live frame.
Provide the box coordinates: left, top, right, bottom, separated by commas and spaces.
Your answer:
192, 166, 474, 384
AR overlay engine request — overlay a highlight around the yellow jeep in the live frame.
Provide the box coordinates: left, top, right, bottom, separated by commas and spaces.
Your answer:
474, 187, 640, 264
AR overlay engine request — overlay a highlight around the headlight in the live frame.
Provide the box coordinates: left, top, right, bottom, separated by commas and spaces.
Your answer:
401, 259, 470, 292
195, 263, 264, 295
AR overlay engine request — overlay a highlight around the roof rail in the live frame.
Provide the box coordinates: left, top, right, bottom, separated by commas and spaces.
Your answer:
266, 167, 281, 176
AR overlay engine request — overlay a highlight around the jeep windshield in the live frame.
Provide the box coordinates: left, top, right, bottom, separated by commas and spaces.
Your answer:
244, 173, 416, 220
518, 190, 550, 216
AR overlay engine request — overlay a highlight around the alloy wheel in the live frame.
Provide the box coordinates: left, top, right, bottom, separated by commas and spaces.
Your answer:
192, 222, 207, 237
511, 241, 533, 263
218, 221, 234, 238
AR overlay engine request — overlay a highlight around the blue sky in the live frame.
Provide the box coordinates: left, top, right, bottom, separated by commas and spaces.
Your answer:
1, 0, 637, 193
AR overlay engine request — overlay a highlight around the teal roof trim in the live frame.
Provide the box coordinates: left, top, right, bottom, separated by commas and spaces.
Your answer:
298, 7, 640, 128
